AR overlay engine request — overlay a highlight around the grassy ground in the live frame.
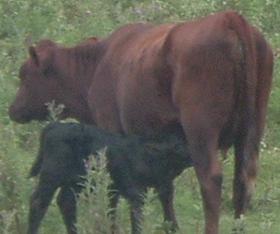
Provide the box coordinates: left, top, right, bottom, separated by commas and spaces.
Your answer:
0, 0, 279, 233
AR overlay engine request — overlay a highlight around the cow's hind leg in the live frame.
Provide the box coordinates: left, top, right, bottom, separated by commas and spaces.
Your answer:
56, 185, 82, 234
27, 178, 58, 234
233, 125, 259, 218
181, 117, 222, 234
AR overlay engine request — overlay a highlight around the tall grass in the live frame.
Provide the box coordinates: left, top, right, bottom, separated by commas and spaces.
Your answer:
77, 150, 115, 234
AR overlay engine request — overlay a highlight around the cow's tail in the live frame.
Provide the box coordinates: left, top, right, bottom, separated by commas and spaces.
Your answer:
226, 11, 257, 143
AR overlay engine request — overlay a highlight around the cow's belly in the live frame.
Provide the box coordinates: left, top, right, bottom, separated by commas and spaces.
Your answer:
88, 76, 179, 135
121, 99, 179, 135
116, 74, 179, 135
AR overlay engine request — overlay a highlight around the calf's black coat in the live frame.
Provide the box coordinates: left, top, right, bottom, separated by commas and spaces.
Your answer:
27, 122, 192, 234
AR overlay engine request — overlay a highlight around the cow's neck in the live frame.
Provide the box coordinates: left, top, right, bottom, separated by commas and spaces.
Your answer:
54, 42, 106, 124
58, 42, 105, 93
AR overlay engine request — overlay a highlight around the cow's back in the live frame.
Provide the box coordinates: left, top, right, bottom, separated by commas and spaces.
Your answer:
88, 11, 272, 145
89, 23, 178, 134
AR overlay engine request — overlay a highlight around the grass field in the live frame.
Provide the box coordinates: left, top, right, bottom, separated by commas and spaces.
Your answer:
0, 0, 279, 233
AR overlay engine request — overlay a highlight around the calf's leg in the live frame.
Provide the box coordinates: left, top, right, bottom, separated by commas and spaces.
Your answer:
108, 185, 120, 234
56, 185, 82, 234
27, 178, 58, 234
127, 189, 145, 234
157, 183, 178, 233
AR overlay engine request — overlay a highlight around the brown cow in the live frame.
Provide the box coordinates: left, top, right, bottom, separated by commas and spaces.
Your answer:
9, 11, 273, 234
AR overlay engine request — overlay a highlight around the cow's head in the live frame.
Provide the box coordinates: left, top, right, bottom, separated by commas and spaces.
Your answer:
9, 40, 94, 123
9, 40, 60, 123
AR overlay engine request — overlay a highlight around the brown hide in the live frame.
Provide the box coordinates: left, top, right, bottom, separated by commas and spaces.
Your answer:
9, 11, 273, 234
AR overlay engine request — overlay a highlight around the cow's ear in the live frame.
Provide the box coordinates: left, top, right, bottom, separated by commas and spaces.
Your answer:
28, 45, 54, 74
29, 46, 40, 66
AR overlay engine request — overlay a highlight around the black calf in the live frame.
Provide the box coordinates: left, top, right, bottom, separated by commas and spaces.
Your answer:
27, 122, 192, 234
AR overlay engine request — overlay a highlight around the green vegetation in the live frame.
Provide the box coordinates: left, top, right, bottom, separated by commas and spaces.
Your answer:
0, 0, 279, 233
